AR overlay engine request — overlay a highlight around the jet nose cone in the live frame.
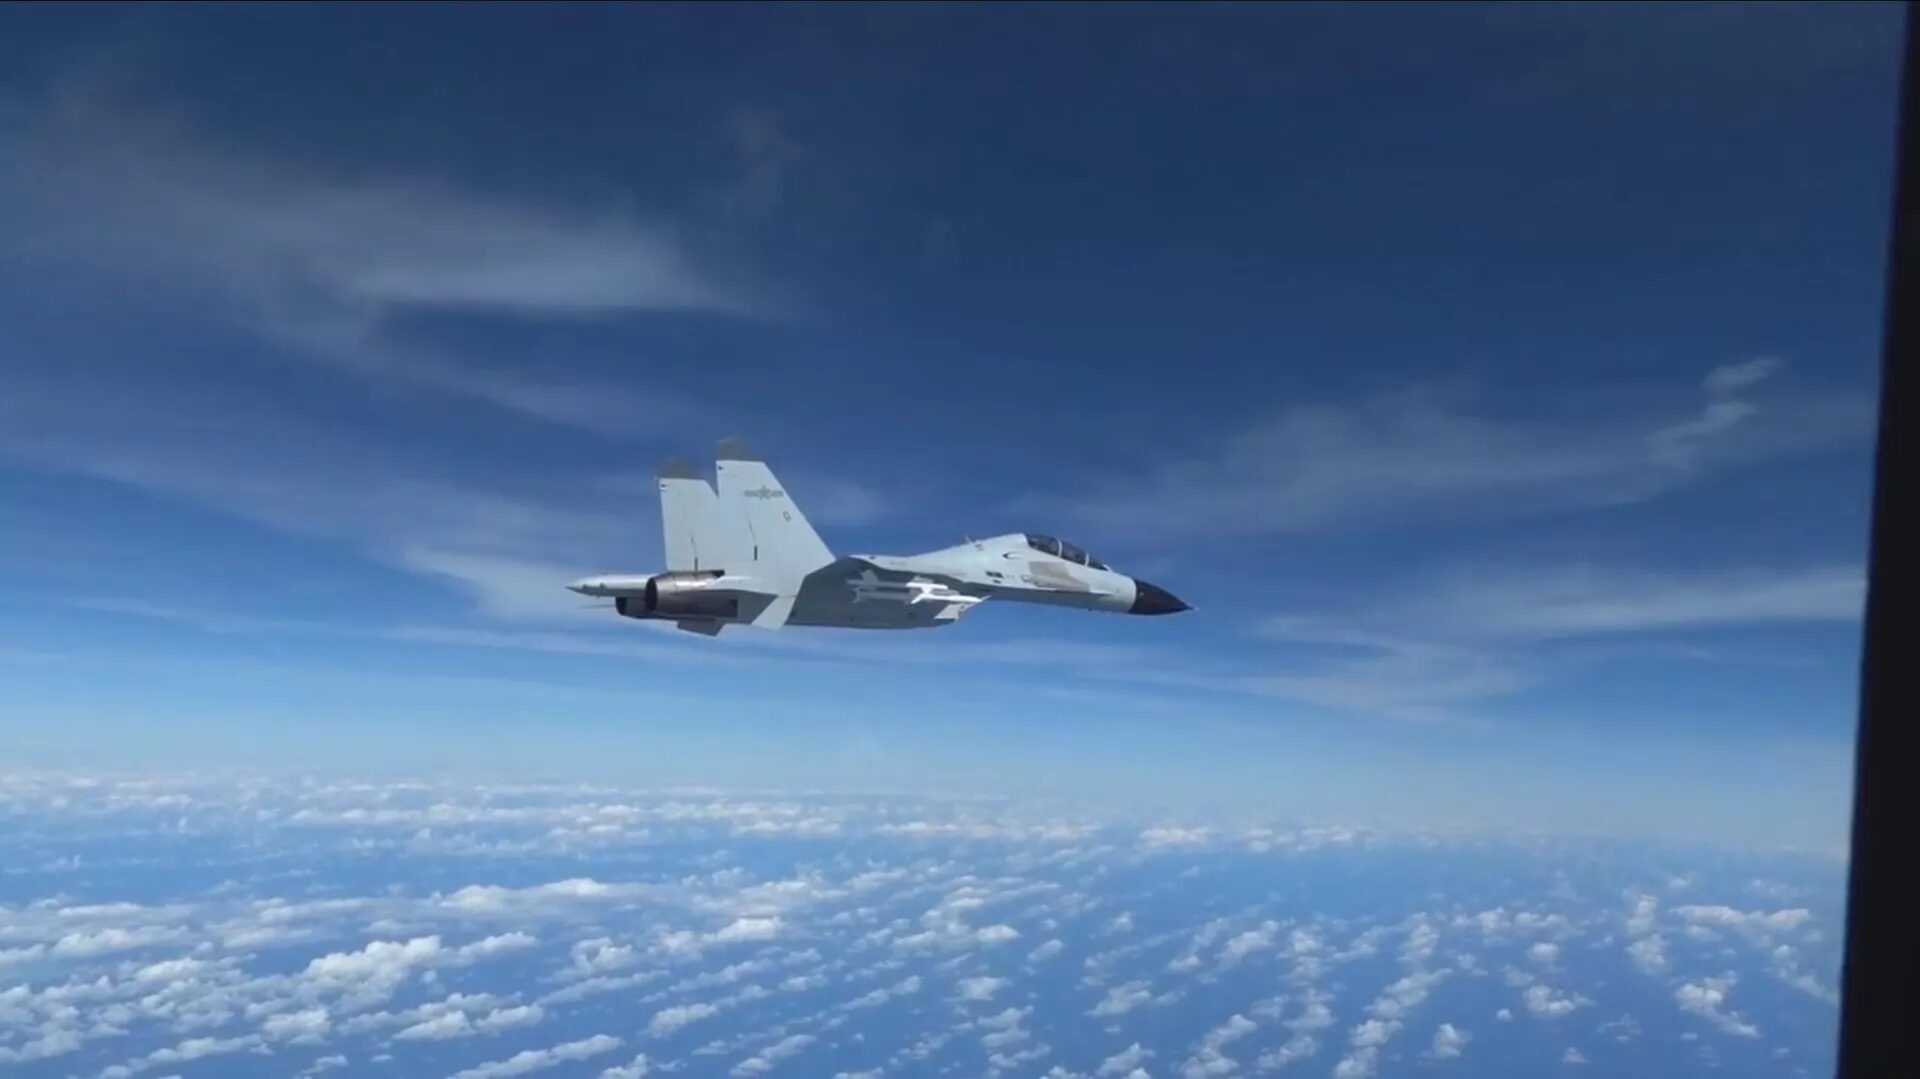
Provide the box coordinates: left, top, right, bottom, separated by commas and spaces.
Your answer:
1129, 578, 1191, 615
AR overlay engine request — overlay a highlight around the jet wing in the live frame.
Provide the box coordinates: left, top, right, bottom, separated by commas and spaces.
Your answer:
845, 554, 915, 575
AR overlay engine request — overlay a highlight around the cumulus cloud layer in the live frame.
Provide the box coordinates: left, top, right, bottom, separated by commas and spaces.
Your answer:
0, 771, 1844, 1077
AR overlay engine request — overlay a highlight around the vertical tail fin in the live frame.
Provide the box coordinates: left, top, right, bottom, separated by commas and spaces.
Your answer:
714, 437, 835, 588
658, 459, 745, 572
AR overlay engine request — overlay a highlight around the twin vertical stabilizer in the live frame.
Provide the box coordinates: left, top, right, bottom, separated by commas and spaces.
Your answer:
657, 438, 835, 593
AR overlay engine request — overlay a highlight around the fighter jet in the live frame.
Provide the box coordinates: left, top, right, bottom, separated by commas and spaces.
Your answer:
567, 438, 1190, 635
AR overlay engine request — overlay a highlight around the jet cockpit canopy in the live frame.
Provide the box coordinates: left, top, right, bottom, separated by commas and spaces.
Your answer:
1023, 533, 1109, 571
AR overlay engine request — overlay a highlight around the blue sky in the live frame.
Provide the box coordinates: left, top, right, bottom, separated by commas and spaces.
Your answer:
0, 3, 1901, 849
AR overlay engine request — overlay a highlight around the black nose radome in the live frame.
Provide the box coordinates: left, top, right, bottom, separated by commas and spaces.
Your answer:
1130, 579, 1191, 615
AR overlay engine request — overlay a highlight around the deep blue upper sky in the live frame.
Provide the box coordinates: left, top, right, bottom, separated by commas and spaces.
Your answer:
0, 3, 1902, 849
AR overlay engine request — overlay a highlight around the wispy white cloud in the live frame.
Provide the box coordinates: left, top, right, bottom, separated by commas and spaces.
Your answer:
1366, 969, 1449, 1022
1257, 1033, 1320, 1071
1767, 944, 1839, 1004
1089, 980, 1154, 1018
104, 1034, 262, 1077
1139, 826, 1212, 849
1230, 627, 1526, 724
1097, 1043, 1152, 1076
2, 96, 750, 313
260, 1007, 332, 1044
459, 933, 540, 960
771, 469, 890, 528
700, 917, 784, 947
890, 884, 1026, 954
0, 373, 644, 622
476, 1004, 545, 1033
732, 1033, 816, 1076
0, 90, 762, 437
1428, 1022, 1470, 1060
1625, 894, 1660, 936
566, 937, 640, 978
451, 1034, 626, 1079
1522, 983, 1589, 1019
1703, 358, 1787, 398
1331, 1018, 1399, 1079
1282, 989, 1338, 1035
393, 1010, 474, 1041
648, 1002, 719, 1037
1674, 975, 1760, 1038
1025, 361, 1867, 540
1245, 556, 1863, 723
1599, 1014, 1642, 1043
1374, 563, 1866, 640
1218, 920, 1281, 967
1628, 935, 1669, 976
48, 925, 189, 958
1180, 1013, 1257, 1077
0, 1029, 88, 1067
956, 976, 1009, 1003
1672, 905, 1812, 935
839, 973, 925, 1014
303, 1053, 350, 1075
600, 1054, 652, 1079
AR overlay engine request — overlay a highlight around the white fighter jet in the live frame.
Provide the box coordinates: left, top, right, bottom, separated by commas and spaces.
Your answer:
567, 438, 1190, 635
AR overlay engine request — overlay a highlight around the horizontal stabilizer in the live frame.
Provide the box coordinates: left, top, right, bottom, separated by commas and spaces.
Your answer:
751, 594, 797, 628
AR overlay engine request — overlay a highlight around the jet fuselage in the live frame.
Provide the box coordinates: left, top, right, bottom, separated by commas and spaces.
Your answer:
567, 440, 1188, 635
